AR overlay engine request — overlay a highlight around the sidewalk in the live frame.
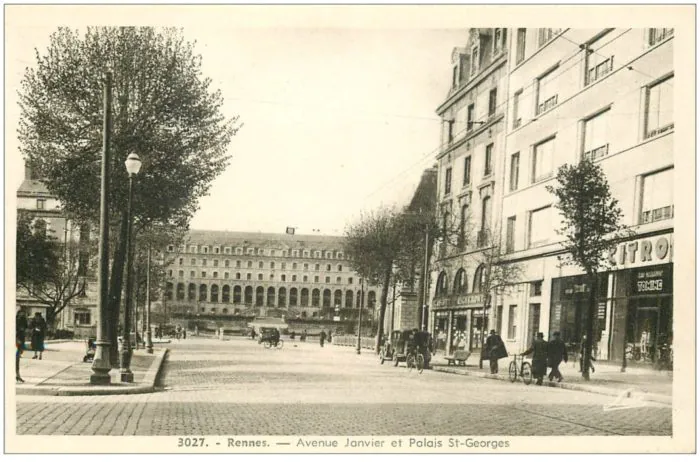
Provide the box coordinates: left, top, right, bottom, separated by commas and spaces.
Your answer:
15, 340, 168, 396
430, 352, 672, 405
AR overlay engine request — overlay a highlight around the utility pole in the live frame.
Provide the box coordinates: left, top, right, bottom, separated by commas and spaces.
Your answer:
420, 223, 431, 331
356, 279, 364, 355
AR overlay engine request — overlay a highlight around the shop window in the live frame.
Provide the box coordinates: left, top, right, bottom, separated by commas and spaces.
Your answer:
582, 108, 610, 161
641, 168, 674, 224
645, 75, 674, 139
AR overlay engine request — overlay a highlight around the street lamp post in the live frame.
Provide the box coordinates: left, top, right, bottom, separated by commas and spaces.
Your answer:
356, 279, 364, 355
119, 152, 142, 383
146, 246, 154, 354
90, 71, 113, 385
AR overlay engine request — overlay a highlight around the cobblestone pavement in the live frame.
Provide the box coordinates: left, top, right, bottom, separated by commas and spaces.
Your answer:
15, 337, 672, 436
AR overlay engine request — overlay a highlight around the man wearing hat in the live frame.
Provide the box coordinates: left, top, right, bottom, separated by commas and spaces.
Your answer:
547, 331, 568, 382
522, 332, 548, 385
485, 329, 508, 374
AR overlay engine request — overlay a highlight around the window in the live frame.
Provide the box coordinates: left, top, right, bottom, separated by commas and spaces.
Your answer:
314, 276, 320, 283
270, 262, 275, 269
538, 28, 560, 47
190, 271, 195, 278
236, 260, 241, 268
467, 104, 475, 131
189, 246, 196, 253
493, 28, 503, 53
325, 276, 331, 283
585, 50, 614, 86
168, 270, 173, 277
178, 270, 184, 278
508, 305, 518, 340
281, 275, 286, 282
167, 245, 174, 252
336, 277, 341, 283
191, 258, 196, 265
470, 45, 479, 76
463, 156, 472, 186
303, 251, 309, 257
648, 28, 673, 46
214, 247, 220, 254
516, 28, 526, 64
247, 273, 252, 280
236, 273, 240, 279
258, 274, 263, 281
247, 261, 252, 268
444, 167, 452, 195
203, 246, 208, 254
513, 90, 523, 128
304, 263, 309, 271
337, 264, 342, 271
645, 75, 674, 139
225, 260, 230, 267
510, 152, 520, 191
459, 204, 468, 249
74, 312, 91, 325
179, 258, 183, 265
202, 259, 207, 266
447, 119, 455, 144
641, 168, 674, 224
531, 281, 543, 296
213, 260, 219, 267
528, 206, 552, 247
532, 137, 554, 182
349, 277, 354, 284
484, 143, 493, 176
488, 88, 498, 116
224, 272, 229, 279
247, 248, 254, 255
236, 248, 243, 255
201, 271, 206, 278
452, 65, 459, 88
303, 275, 308, 282
258, 249, 264, 255
315, 263, 320, 271
496, 306, 504, 336
479, 196, 492, 247
326, 264, 331, 271
281, 263, 286, 270
213, 271, 218, 278
292, 275, 297, 282
506, 216, 516, 253
258, 261, 264, 269
536, 67, 559, 115
270, 274, 274, 280
583, 109, 610, 161
293, 262, 298, 270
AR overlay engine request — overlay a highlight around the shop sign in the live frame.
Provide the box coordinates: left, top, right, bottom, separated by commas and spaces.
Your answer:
433, 293, 485, 309
608, 234, 673, 269
597, 302, 606, 322
552, 303, 562, 325
631, 266, 672, 295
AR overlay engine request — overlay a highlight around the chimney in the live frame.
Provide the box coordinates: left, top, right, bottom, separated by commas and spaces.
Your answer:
24, 162, 33, 180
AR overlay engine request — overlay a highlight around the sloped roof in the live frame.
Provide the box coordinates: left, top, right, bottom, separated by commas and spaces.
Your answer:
185, 229, 346, 248
17, 179, 54, 197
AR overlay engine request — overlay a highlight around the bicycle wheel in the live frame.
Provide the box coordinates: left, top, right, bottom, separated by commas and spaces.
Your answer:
264, 340, 272, 349
521, 362, 533, 385
508, 361, 517, 382
416, 353, 425, 374
276, 339, 284, 349
406, 354, 415, 371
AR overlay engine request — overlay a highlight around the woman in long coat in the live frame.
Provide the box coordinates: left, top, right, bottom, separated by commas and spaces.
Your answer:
522, 332, 548, 385
29, 312, 47, 360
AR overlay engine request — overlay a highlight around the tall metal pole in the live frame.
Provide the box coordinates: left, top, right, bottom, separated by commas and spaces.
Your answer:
120, 175, 136, 382
90, 71, 113, 385
356, 279, 364, 355
421, 223, 431, 331
146, 246, 154, 353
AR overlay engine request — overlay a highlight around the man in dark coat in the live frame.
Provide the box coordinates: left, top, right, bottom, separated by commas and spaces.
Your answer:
485, 329, 508, 374
522, 332, 548, 385
29, 312, 47, 360
319, 330, 326, 347
547, 331, 568, 382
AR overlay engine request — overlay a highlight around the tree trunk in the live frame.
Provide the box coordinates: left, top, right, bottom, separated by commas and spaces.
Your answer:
582, 271, 597, 381
374, 267, 392, 354
107, 211, 129, 367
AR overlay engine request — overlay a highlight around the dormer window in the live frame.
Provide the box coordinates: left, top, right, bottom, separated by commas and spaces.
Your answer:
494, 28, 504, 53
470, 45, 479, 76
452, 65, 459, 88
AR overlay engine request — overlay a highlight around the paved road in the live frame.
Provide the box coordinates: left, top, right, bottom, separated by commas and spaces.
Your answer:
16, 337, 672, 436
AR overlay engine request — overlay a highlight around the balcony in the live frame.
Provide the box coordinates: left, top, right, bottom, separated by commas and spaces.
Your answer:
583, 143, 609, 161
587, 57, 614, 86
646, 123, 674, 139
649, 28, 674, 46
536, 95, 558, 115
641, 205, 674, 224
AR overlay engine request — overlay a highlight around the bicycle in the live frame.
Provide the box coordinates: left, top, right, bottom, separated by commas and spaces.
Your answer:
406, 347, 425, 374
508, 354, 532, 385
264, 339, 284, 349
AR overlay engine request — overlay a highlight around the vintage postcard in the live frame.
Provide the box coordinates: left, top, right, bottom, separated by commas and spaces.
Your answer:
4, 3, 695, 455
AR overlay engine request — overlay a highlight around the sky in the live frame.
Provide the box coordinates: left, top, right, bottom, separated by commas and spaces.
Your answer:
5, 6, 468, 237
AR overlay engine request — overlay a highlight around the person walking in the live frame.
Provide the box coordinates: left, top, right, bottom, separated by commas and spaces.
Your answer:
182, 327, 187, 340
29, 312, 46, 360
485, 329, 508, 374
319, 330, 326, 348
327, 330, 333, 344
547, 331, 568, 382
522, 332, 548, 385
16, 311, 28, 382
579, 334, 596, 373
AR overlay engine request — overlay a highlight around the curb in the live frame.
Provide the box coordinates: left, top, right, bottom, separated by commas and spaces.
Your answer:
431, 365, 672, 405
16, 348, 169, 396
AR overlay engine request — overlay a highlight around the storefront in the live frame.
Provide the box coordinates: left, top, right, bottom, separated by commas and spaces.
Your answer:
431, 293, 488, 356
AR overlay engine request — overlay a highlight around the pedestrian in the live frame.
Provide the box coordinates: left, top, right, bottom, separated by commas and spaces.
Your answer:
182, 327, 187, 340
327, 330, 333, 344
547, 331, 568, 382
579, 335, 596, 373
485, 329, 508, 374
522, 332, 548, 385
301, 330, 307, 342
16, 311, 28, 383
319, 330, 326, 348
29, 312, 47, 360
176, 325, 182, 341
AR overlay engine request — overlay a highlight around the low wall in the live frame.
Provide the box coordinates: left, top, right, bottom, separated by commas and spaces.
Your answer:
332, 335, 376, 350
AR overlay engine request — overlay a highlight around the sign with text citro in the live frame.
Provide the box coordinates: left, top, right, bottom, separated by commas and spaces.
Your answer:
607, 233, 673, 270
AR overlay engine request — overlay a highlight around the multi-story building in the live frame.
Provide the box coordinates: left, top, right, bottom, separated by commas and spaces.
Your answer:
428, 28, 510, 357
16, 164, 96, 336
494, 28, 674, 364
164, 230, 380, 325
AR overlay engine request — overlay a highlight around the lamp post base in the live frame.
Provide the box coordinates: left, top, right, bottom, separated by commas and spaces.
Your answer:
120, 371, 134, 383
90, 343, 112, 385
119, 343, 134, 383
146, 330, 153, 354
